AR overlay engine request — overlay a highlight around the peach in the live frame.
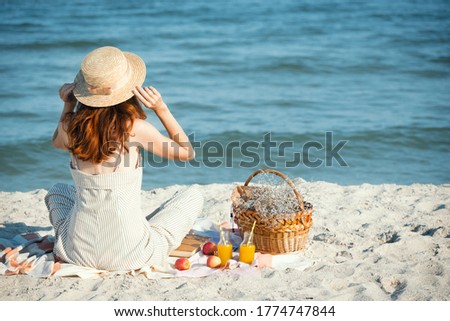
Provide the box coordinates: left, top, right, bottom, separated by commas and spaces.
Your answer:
206, 255, 221, 268
202, 241, 217, 255
174, 258, 190, 271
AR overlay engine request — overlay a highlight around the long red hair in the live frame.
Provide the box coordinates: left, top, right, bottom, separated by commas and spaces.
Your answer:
65, 96, 146, 163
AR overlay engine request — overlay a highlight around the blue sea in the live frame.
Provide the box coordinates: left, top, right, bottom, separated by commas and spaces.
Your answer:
1, 0, 449, 192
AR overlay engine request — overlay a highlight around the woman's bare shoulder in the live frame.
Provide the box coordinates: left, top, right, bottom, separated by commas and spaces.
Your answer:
132, 118, 147, 129
129, 118, 165, 148
131, 118, 159, 135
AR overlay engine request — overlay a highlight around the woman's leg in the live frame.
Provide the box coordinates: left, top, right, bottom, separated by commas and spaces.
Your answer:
146, 185, 204, 253
44, 183, 76, 233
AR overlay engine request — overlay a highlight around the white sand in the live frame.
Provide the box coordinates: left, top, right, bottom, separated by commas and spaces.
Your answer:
0, 180, 449, 301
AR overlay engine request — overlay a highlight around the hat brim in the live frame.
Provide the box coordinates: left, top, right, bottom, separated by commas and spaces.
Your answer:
73, 52, 146, 108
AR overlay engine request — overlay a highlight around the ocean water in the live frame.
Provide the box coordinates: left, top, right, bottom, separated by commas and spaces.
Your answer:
0, 0, 449, 192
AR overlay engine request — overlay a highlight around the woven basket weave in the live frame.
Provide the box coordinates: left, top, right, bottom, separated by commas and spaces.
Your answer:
232, 169, 313, 254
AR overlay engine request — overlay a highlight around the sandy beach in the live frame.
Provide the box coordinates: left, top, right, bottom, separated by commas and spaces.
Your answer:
0, 180, 448, 301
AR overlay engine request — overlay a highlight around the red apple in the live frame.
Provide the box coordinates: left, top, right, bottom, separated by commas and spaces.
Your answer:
206, 255, 221, 268
202, 241, 217, 255
174, 258, 190, 271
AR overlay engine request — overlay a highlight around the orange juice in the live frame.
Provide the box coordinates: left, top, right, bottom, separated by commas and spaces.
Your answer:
239, 244, 256, 264
217, 243, 233, 266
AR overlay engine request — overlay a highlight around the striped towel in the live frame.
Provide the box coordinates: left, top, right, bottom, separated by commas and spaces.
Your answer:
0, 233, 59, 277
0, 232, 161, 278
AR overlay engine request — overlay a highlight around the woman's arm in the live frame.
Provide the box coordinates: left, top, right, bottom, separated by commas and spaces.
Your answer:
132, 86, 195, 161
52, 83, 76, 150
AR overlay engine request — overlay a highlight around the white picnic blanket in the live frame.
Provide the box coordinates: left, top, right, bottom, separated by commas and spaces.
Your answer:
0, 218, 313, 279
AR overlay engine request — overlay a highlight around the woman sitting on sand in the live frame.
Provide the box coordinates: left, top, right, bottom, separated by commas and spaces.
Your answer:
46, 46, 204, 271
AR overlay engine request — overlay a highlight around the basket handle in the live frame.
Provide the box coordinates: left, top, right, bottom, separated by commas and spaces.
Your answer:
244, 168, 304, 210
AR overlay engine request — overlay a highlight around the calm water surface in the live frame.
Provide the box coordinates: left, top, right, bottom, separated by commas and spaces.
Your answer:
0, 0, 449, 191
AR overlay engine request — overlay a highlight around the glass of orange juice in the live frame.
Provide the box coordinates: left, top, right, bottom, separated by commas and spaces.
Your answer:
239, 231, 256, 264
217, 230, 233, 266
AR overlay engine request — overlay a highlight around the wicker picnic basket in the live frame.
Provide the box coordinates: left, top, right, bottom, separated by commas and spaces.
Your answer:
231, 169, 313, 254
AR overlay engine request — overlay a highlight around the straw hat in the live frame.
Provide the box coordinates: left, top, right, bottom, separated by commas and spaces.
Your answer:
73, 46, 146, 107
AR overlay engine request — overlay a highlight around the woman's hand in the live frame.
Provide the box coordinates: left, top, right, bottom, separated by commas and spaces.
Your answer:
59, 83, 77, 105
133, 86, 168, 113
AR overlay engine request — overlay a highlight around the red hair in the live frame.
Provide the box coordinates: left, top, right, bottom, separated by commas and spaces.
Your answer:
65, 96, 146, 163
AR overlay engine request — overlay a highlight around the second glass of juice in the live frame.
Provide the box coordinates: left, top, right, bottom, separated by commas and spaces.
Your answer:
239, 231, 256, 264
218, 230, 233, 266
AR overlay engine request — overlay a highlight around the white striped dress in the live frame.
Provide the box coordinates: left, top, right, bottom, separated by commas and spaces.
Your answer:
44, 163, 204, 271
